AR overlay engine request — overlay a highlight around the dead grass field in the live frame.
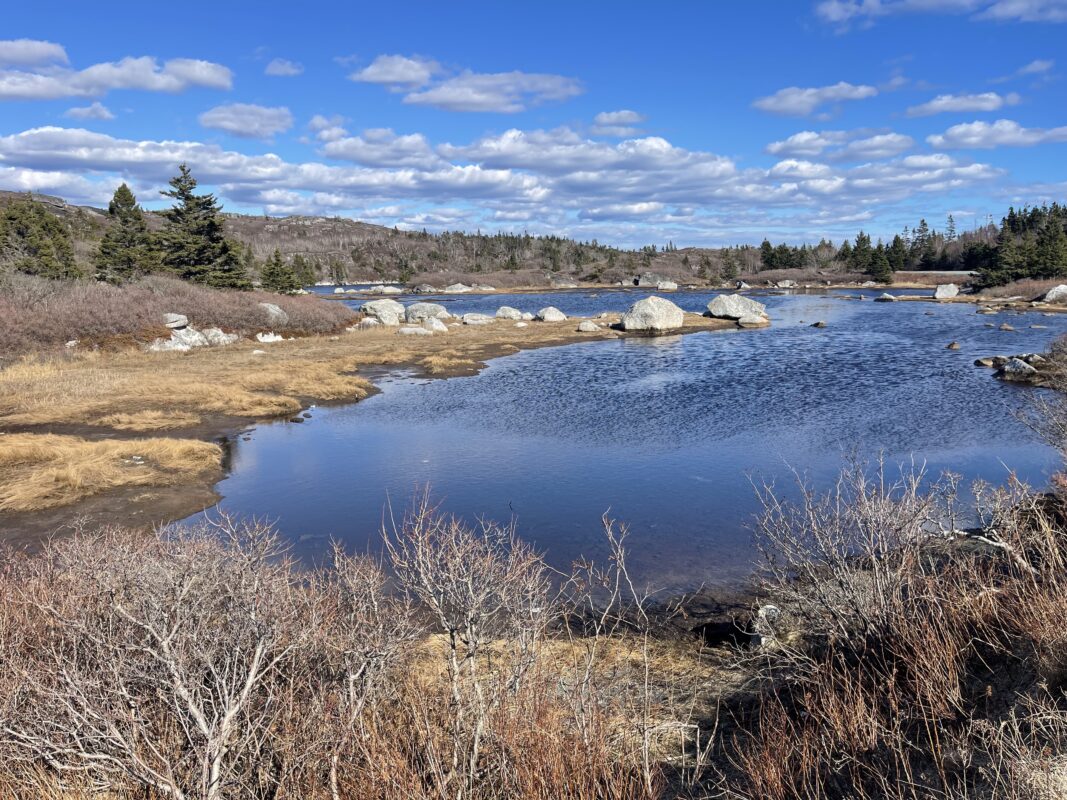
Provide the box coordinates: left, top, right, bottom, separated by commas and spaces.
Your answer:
0, 433, 222, 512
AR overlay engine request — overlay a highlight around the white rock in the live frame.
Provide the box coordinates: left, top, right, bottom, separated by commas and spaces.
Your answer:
495, 306, 524, 320
934, 284, 959, 300
258, 302, 289, 327
423, 317, 449, 333
776, 280, 797, 289
163, 313, 188, 329
737, 315, 768, 328
256, 332, 285, 343
201, 327, 241, 346
706, 294, 767, 320
735, 281, 751, 290
656, 280, 679, 291
1042, 285, 1067, 304
405, 302, 451, 322
65, 339, 78, 348
398, 326, 434, 336
147, 326, 210, 352
521, 312, 535, 321
874, 293, 898, 303
471, 283, 496, 292
515, 322, 528, 328
251, 349, 266, 355
577, 320, 600, 332
462, 313, 495, 325
333, 287, 347, 294
443, 283, 471, 294
621, 295, 685, 331
536, 307, 567, 322
360, 299, 405, 326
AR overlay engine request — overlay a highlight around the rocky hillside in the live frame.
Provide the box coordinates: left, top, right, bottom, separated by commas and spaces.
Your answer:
0, 190, 765, 286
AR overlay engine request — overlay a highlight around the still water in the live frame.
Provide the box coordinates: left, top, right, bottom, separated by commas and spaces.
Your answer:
189, 290, 1067, 589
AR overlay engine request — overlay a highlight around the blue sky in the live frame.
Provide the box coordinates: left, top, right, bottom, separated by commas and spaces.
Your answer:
1, 0, 1065, 247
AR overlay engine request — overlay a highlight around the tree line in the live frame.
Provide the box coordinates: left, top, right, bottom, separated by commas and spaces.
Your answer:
0, 165, 303, 293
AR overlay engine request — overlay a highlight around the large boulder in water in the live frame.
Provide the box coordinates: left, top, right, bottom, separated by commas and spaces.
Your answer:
874, 293, 898, 303
934, 284, 959, 300
621, 296, 685, 331
995, 358, 1039, 383
360, 298, 405, 326
405, 302, 450, 322
706, 294, 767, 320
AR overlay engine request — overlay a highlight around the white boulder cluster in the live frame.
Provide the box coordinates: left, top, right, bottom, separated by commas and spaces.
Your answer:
357, 298, 577, 337
147, 312, 241, 352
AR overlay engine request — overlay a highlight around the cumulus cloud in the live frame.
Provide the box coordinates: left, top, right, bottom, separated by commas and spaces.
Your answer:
404, 71, 582, 113
927, 118, 1067, 148
63, 101, 114, 120
815, 0, 1067, 26
0, 125, 1003, 243
0, 54, 232, 100
766, 129, 912, 160
265, 58, 303, 77
321, 128, 442, 168
907, 91, 1020, 116
0, 39, 68, 66
349, 54, 440, 88
753, 81, 878, 115
992, 58, 1055, 82
590, 109, 647, 136
199, 104, 293, 139
307, 114, 348, 142
350, 54, 582, 113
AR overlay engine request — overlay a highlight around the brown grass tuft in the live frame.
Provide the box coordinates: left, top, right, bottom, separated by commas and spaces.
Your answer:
0, 433, 222, 511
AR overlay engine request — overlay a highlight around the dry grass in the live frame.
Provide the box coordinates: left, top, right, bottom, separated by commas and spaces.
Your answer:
92, 409, 203, 430
0, 433, 221, 511
980, 277, 1062, 300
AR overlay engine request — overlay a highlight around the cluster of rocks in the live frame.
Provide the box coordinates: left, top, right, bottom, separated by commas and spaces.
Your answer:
705, 294, 770, 328
145, 307, 292, 352
357, 298, 591, 336
975, 352, 1051, 385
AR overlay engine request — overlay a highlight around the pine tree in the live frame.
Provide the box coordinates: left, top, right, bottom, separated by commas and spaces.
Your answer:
720, 250, 739, 281
259, 248, 300, 293
946, 214, 957, 242
94, 184, 157, 283
887, 235, 908, 272
849, 231, 873, 272
0, 197, 81, 279
291, 254, 316, 286
868, 242, 894, 284
1036, 218, 1067, 278
837, 239, 853, 264
759, 239, 775, 270
158, 164, 250, 289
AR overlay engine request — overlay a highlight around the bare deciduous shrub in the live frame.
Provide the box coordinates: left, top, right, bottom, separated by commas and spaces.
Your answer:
0, 273, 355, 356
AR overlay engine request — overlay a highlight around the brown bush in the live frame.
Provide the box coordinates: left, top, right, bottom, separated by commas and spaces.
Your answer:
0, 273, 356, 356
979, 277, 1062, 300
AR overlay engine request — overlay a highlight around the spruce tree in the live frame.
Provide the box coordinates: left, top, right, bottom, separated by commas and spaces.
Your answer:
887, 234, 908, 272
849, 231, 873, 272
759, 239, 775, 270
291, 254, 316, 286
1037, 218, 1067, 278
0, 198, 81, 279
158, 164, 250, 289
94, 184, 157, 283
868, 242, 893, 284
259, 248, 301, 293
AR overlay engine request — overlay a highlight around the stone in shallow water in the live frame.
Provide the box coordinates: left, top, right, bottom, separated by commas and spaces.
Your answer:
621, 296, 685, 331
934, 284, 959, 300
737, 315, 768, 328
706, 294, 767, 320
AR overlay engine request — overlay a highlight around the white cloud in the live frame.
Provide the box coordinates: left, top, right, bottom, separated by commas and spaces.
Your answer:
907, 91, 1020, 116
753, 81, 878, 115
815, 0, 1067, 25
404, 71, 582, 113
0, 125, 1004, 244
321, 128, 442, 168
992, 58, 1056, 83
349, 54, 439, 88
591, 109, 647, 137
307, 114, 348, 142
0, 55, 232, 100
0, 39, 68, 66
63, 101, 114, 120
927, 118, 1067, 148
766, 129, 911, 160
199, 104, 293, 139
265, 58, 303, 77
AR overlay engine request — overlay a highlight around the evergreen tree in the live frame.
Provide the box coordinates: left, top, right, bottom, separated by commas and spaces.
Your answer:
259, 248, 300, 293
158, 164, 250, 289
0, 197, 81, 279
291, 254, 316, 286
887, 234, 908, 272
720, 250, 739, 281
849, 231, 873, 272
946, 214, 957, 242
94, 184, 157, 283
868, 242, 894, 284
837, 239, 853, 263
759, 239, 775, 270
1036, 217, 1067, 277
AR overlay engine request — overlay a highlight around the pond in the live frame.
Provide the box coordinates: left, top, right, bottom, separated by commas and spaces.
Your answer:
188, 290, 1067, 590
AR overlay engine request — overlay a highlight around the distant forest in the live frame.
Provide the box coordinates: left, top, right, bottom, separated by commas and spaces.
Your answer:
1, 166, 1065, 288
